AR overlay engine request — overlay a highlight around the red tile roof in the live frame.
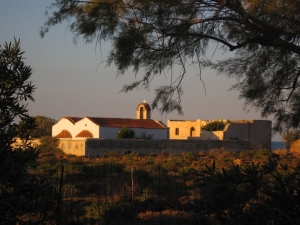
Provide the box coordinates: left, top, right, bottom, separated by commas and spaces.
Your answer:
56, 130, 72, 138
64, 117, 82, 124
76, 130, 93, 138
87, 117, 166, 129
55, 117, 82, 125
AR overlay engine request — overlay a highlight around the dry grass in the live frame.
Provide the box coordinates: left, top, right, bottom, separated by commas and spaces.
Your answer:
291, 139, 300, 153
138, 210, 192, 225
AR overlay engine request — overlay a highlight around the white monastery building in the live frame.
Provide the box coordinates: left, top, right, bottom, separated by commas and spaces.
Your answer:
52, 101, 168, 140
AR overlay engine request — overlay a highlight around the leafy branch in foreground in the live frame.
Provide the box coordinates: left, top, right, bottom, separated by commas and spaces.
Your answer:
0, 39, 61, 224
42, 0, 300, 131
194, 159, 300, 224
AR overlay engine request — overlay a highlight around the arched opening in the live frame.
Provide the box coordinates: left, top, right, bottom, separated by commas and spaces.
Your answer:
140, 107, 144, 119
76, 130, 93, 138
175, 128, 179, 135
190, 127, 195, 137
56, 130, 72, 138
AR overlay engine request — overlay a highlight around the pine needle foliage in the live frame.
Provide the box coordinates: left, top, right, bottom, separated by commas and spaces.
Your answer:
42, 0, 300, 131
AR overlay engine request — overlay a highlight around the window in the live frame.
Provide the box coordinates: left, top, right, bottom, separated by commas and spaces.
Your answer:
175, 128, 179, 135
140, 107, 144, 119
190, 127, 195, 137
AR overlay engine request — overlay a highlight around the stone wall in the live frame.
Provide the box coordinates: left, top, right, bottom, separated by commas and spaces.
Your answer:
198, 130, 223, 140
223, 120, 272, 149
58, 139, 86, 156
58, 138, 253, 157
167, 119, 202, 139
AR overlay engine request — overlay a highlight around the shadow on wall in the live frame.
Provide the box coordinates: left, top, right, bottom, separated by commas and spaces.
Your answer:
198, 130, 222, 140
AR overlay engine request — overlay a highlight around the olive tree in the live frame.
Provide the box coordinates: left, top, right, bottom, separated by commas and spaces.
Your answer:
0, 39, 60, 224
19, 115, 57, 138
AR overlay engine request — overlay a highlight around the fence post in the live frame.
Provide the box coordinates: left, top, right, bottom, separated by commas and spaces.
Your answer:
57, 165, 64, 211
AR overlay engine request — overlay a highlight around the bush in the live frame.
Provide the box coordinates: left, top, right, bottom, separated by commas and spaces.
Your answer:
116, 127, 135, 139
136, 131, 153, 140
183, 152, 197, 161
37, 136, 64, 156
103, 150, 120, 158
178, 166, 195, 176
85, 201, 136, 224
201, 120, 227, 131
207, 148, 233, 159
194, 160, 300, 224
18, 115, 57, 138
251, 149, 272, 160
162, 154, 184, 171
282, 129, 300, 150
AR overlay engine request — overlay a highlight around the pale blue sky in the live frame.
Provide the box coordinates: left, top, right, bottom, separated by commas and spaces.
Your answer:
0, 1, 281, 140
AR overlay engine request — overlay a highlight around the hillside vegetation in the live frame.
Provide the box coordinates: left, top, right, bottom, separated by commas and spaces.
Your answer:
31, 140, 300, 225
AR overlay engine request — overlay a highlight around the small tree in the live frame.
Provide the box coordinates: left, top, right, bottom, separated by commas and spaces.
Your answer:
18, 115, 57, 138
282, 129, 300, 150
38, 136, 64, 158
116, 127, 135, 139
33, 116, 57, 138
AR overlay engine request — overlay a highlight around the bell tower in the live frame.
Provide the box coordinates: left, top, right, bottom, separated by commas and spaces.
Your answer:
136, 100, 151, 120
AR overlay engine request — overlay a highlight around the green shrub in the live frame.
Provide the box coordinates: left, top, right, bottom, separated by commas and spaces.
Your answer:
207, 148, 232, 159
178, 166, 195, 176
183, 152, 197, 161
116, 127, 135, 139
144, 155, 155, 164
103, 150, 120, 158
163, 154, 184, 171
136, 131, 153, 140
85, 201, 136, 224
282, 129, 300, 150
252, 149, 272, 160
202, 120, 227, 131
62, 183, 78, 198
238, 150, 252, 158
37, 136, 64, 155
18, 116, 57, 138
194, 160, 300, 224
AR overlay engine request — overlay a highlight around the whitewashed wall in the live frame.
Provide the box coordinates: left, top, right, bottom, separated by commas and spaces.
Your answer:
52, 118, 76, 138
100, 127, 168, 139
75, 118, 100, 138
198, 130, 222, 140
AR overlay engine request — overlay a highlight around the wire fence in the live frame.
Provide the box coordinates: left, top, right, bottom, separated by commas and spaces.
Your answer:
28, 160, 199, 225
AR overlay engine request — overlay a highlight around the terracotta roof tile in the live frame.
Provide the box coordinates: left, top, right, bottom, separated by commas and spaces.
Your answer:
76, 130, 93, 138
64, 117, 83, 124
56, 130, 72, 138
54, 117, 82, 125
87, 117, 166, 129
